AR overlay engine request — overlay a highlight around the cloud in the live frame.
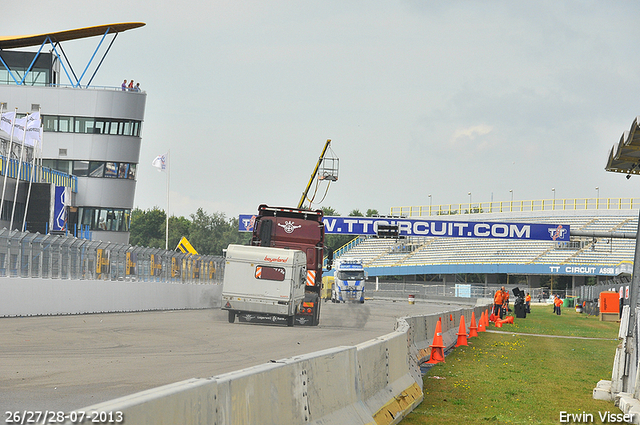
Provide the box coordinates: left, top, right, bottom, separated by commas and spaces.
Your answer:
450, 124, 494, 151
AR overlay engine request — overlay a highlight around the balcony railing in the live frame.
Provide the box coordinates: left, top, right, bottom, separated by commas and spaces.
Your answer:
390, 198, 640, 217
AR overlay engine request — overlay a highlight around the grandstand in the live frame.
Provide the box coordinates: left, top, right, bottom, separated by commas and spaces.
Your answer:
335, 198, 638, 283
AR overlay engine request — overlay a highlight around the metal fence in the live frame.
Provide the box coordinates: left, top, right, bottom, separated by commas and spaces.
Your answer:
391, 197, 640, 217
364, 281, 573, 303
362, 278, 632, 317
0, 228, 224, 283
364, 281, 530, 300
576, 276, 632, 302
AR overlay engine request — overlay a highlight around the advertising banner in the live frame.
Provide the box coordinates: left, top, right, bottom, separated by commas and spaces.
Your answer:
238, 215, 570, 242
52, 186, 70, 232
363, 263, 625, 277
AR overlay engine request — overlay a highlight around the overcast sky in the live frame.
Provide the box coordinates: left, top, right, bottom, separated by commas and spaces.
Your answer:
5, 1, 640, 219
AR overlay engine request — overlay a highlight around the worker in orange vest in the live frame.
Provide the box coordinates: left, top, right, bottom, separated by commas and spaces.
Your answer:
493, 286, 505, 319
554, 295, 563, 315
525, 293, 531, 313
504, 290, 511, 313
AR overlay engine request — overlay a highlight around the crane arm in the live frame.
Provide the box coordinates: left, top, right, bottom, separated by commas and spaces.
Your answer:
297, 139, 331, 209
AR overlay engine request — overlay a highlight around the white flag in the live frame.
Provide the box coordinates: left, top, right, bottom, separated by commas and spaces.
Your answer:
24, 112, 41, 147
152, 153, 167, 172
11, 116, 27, 141
0, 112, 40, 145
0, 111, 16, 137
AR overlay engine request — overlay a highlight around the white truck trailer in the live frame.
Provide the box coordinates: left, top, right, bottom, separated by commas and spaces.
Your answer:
222, 244, 307, 326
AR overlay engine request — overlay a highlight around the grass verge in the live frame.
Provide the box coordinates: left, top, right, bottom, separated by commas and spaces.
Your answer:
401, 305, 621, 425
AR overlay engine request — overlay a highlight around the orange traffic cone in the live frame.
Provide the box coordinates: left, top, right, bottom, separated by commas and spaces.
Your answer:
455, 315, 468, 347
489, 312, 496, 323
478, 311, 486, 332
496, 316, 514, 326
469, 312, 478, 338
494, 319, 503, 328
427, 318, 446, 364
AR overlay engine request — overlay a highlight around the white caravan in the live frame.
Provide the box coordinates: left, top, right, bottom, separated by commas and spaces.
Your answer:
222, 244, 307, 326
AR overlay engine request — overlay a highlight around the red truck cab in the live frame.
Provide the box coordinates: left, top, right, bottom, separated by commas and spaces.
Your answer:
251, 205, 329, 325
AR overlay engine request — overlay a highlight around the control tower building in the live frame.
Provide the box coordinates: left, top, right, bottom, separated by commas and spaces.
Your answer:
0, 23, 146, 244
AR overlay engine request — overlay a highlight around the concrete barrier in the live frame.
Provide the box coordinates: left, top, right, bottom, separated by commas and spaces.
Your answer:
75, 378, 218, 425
216, 346, 370, 424
357, 324, 423, 425
0, 278, 221, 316
64, 303, 492, 425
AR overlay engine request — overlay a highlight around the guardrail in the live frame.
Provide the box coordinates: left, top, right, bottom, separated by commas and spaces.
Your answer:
64, 301, 491, 425
10, 82, 147, 93
332, 235, 364, 259
391, 198, 640, 217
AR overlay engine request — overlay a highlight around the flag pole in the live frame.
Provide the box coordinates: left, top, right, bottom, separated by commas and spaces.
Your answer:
151, 151, 170, 249
0, 108, 17, 223
165, 149, 170, 250
22, 139, 37, 232
10, 112, 29, 230
22, 108, 41, 232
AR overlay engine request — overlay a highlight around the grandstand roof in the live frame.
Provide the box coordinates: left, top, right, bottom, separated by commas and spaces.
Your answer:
0, 23, 145, 50
605, 116, 640, 175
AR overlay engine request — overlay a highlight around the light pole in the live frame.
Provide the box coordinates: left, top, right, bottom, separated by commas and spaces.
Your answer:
510, 189, 513, 202
468, 192, 472, 211
596, 186, 599, 209
428, 194, 432, 215
552, 188, 556, 209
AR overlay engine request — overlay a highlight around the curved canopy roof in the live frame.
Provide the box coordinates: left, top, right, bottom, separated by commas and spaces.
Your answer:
605, 116, 640, 176
0, 22, 145, 50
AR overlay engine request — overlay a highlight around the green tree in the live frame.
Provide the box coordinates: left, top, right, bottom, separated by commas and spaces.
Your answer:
322, 207, 359, 253
221, 216, 251, 247
130, 207, 249, 254
129, 207, 166, 248
321, 206, 339, 217
188, 208, 238, 256
365, 209, 379, 217
168, 215, 191, 251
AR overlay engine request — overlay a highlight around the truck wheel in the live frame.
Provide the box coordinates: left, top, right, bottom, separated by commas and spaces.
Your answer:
228, 310, 236, 323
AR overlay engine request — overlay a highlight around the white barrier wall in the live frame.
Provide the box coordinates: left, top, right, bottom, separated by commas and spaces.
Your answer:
65, 302, 492, 425
0, 278, 221, 316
